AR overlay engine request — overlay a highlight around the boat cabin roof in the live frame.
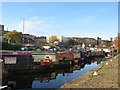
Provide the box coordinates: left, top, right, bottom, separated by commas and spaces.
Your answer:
31, 53, 56, 55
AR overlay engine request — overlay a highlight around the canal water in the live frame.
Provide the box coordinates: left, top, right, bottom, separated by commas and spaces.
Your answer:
2, 57, 105, 90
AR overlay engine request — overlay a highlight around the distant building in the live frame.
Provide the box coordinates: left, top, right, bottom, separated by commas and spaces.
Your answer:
46, 36, 68, 43
0, 25, 10, 41
0, 25, 4, 41
100, 40, 113, 47
22, 34, 36, 46
67, 37, 83, 45
34, 36, 47, 47
82, 37, 97, 47
67, 37, 97, 47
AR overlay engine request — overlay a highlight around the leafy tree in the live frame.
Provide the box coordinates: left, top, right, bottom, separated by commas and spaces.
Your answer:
4, 30, 22, 43
49, 36, 59, 44
103, 40, 112, 45
65, 39, 77, 47
38, 42, 44, 49
72, 45, 78, 50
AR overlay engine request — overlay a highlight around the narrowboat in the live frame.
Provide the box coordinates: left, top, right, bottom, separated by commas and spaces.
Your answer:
32, 52, 73, 69
31, 52, 57, 64
69, 51, 81, 60
56, 52, 74, 63
56, 51, 84, 67
1, 51, 53, 73
56, 52, 74, 60
1, 52, 34, 73
91, 51, 105, 58
70, 51, 82, 66
31, 53, 57, 72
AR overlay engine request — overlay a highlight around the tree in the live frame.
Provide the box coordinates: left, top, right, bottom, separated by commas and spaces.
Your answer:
65, 39, 77, 47
4, 30, 22, 43
103, 40, 112, 45
49, 36, 59, 44
38, 42, 44, 49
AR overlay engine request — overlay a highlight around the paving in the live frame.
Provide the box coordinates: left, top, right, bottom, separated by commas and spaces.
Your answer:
58, 54, 120, 89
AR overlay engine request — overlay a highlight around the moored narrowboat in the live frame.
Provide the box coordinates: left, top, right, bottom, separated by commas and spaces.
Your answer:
91, 51, 105, 58
1, 51, 54, 73
56, 52, 74, 65
69, 51, 81, 60
1, 53, 33, 73
56, 52, 74, 60
31, 52, 57, 64
55, 51, 85, 67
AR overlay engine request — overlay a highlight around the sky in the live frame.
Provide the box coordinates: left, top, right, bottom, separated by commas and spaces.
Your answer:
1, 2, 118, 40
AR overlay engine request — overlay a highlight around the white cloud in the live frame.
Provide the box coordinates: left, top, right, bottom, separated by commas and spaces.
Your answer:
15, 19, 51, 36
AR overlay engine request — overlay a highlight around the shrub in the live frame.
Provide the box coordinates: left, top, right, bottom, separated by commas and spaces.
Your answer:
2, 42, 22, 50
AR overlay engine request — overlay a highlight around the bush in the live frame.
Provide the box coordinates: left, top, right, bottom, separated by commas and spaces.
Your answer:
1, 42, 22, 50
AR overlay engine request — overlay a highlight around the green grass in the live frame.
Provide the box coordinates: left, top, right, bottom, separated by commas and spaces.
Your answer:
89, 74, 94, 77
112, 82, 120, 84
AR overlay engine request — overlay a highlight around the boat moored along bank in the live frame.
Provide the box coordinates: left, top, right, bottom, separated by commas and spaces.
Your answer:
0, 50, 106, 73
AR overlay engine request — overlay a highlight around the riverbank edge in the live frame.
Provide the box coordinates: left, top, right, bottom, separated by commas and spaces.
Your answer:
57, 54, 119, 89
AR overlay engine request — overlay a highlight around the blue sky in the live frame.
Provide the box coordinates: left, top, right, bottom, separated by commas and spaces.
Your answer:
2, 2, 118, 40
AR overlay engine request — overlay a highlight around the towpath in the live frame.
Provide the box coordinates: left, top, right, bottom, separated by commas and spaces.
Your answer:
58, 54, 120, 89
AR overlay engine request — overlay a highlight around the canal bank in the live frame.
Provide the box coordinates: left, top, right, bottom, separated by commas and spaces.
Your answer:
58, 54, 119, 89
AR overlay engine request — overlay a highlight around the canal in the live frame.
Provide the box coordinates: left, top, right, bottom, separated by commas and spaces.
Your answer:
2, 57, 105, 90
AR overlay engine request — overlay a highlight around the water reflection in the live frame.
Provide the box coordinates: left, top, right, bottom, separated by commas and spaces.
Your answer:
2, 57, 105, 90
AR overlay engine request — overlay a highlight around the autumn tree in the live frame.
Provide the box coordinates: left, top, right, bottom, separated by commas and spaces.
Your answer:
49, 36, 59, 45
4, 30, 22, 43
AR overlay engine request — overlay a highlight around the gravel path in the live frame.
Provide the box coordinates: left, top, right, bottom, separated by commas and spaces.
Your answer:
58, 54, 120, 89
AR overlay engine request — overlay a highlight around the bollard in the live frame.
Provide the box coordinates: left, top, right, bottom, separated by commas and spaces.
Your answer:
93, 71, 97, 76
106, 62, 108, 65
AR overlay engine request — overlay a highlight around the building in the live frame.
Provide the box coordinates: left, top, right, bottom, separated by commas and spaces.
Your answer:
67, 37, 97, 47
100, 40, 113, 47
22, 34, 36, 46
34, 36, 47, 47
0, 25, 10, 42
82, 37, 97, 47
0, 25, 4, 41
67, 37, 83, 45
